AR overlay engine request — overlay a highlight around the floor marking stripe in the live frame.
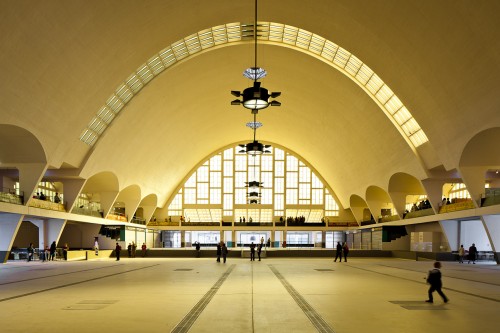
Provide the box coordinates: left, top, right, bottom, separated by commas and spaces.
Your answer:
268, 265, 336, 333
347, 264, 500, 303
171, 264, 235, 333
0, 264, 124, 285
377, 263, 500, 286
0, 264, 160, 302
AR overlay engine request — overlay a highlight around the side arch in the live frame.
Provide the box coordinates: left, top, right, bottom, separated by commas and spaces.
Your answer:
78, 171, 120, 217
459, 127, 500, 205
388, 172, 427, 216
366, 185, 395, 222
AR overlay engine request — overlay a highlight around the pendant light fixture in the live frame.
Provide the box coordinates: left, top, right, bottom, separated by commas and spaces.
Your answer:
230, 0, 281, 112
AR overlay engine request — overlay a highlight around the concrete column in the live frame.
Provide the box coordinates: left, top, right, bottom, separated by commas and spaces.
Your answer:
18, 163, 47, 205
142, 205, 156, 224
123, 197, 141, 223
439, 220, 459, 251
100, 191, 119, 217
388, 192, 406, 218
181, 230, 185, 248
365, 201, 382, 223
62, 179, 86, 212
283, 230, 287, 248
459, 166, 485, 207
0, 213, 23, 263
232, 230, 236, 248
421, 179, 446, 213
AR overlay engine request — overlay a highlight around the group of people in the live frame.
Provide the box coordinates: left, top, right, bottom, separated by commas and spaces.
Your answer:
286, 216, 307, 224
249, 241, 264, 261
457, 243, 478, 264
26, 241, 69, 261
127, 242, 137, 257
238, 217, 259, 223
32, 192, 61, 203
334, 241, 349, 262
216, 241, 229, 263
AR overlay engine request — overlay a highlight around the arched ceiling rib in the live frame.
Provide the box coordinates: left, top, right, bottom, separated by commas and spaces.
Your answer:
80, 22, 427, 151
2, 1, 500, 212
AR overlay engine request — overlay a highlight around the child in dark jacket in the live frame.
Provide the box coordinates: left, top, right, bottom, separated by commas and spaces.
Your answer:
426, 261, 448, 303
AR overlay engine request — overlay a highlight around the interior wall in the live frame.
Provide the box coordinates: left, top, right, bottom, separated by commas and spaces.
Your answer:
58, 223, 102, 249
58, 224, 83, 249
382, 234, 410, 251
460, 220, 492, 251
12, 221, 39, 248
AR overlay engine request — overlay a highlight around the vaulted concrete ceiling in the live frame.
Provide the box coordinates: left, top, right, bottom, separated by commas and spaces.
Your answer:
1, 0, 499, 208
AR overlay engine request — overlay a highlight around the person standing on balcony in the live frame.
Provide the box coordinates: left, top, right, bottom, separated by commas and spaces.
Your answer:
54, 193, 61, 204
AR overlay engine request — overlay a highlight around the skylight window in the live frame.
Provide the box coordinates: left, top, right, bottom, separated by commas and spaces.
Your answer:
80, 22, 428, 149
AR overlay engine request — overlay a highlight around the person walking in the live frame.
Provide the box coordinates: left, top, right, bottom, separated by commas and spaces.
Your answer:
342, 242, 349, 262
334, 241, 343, 262
132, 241, 137, 258
222, 242, 228, 263
115, 242, 122, 261
49, 241, 56, 261
141, 243, 147, 257
42, 245, 50, 262
63, 243, 68, 260
27, 243, 35, 261
257, 242, 262, 261
425, 261, 448, 303
94, 238, 99, 256
458, 244, 465, 263
216, 242, 222, 262
468, 243, 477, 264
127, 243, 132, 258
250, 242, 256, 261
195, 241, 201, 258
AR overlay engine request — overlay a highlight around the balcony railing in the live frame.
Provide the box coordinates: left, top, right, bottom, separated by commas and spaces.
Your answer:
403, 208, 434, 219
29, 198, 65, 212
106, 213, 127, 222
482, 188, 500, 207
439, 199, 475, 213
0, 188, 23, 205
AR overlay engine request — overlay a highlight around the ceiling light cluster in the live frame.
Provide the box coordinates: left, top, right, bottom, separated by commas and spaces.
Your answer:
230, 0, 282, 203
231, 81, 281, 111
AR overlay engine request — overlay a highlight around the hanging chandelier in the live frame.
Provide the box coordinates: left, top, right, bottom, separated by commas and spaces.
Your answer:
238, 113, 271, 155
230, 0, 281, 112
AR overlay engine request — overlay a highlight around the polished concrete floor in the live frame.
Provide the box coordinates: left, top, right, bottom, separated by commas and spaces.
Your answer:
0, 256, 499, 333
